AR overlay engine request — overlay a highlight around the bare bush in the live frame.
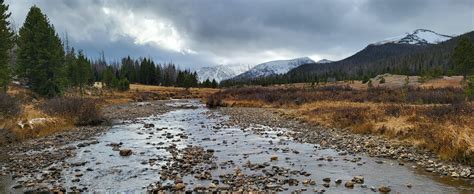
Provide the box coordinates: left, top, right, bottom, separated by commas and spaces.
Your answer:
208, 86, 467, 107
41, 97, 104, 126
206, 94, 223, 108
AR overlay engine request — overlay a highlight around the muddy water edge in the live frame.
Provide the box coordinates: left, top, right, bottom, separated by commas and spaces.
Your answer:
1, 99, 473, 193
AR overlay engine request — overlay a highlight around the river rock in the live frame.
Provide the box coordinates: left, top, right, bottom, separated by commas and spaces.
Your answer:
352, 176, 364, 184
144, 123, 155, 128
175, 183, 185, 190
379, 185, 391, 193
270, 156, 278, 161
345, 181, 354, 188
119, 149, 133, 156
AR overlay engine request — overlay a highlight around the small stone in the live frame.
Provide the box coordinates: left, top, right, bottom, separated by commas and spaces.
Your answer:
407, 184, 412, 188
335, 179, 342, 184
378, 185, 391, 193
209, 183, 217, 189
175, 183, 185, 190
12, 185, 23, 189
270, 156, 278, 161
425, 168, 434, 172
345, 181, 354, 188
119, 149, 132, 156
144, 123, 155, 128
352, 176, 364, 184
323, 183, 330, 188
451, 172, 460, 178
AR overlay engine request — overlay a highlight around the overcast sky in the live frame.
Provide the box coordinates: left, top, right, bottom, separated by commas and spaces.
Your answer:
5, 0, 474, 69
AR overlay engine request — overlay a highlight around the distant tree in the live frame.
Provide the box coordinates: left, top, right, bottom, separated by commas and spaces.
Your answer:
452, 36, 474, 76
211, 79, 218, 88
117, 78, 130, 91
0, 0, 14, 93
102, 66, 115, 88
120, 56, 136, 83
76, 50, 93, 96
202, 78, 211, 88
17, 6, 65, 97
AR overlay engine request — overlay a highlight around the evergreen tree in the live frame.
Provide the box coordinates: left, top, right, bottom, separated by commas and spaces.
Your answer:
76, 50, 93, 96
65, 47, 78, 87
17, 6, 65, 97
211, 79, 218, 88
120, 56, 136, 83
0, 0, 13, 93
202, 79, 211, 88
452, 36, 474, 76
102, 66, 115, 88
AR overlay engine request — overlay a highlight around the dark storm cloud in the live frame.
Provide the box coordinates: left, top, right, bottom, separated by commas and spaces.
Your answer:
5, 0, 474, 68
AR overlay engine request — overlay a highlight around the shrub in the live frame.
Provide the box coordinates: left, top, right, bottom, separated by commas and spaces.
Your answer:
465, 75, 474, 100
379, 77, 386, 84
206, 93, 224, 108
41, 97, 104, 126
117, 78, 130, 91
0, 93, 21, 118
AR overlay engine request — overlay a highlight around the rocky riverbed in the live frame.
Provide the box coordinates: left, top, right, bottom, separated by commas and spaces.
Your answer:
1, 99, 473, 193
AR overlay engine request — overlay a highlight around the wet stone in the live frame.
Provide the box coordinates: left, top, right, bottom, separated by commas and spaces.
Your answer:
119, 149, 133, 156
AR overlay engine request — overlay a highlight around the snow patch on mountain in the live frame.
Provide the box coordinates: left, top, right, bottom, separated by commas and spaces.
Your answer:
233, 57, 315, 79
316, 59, 332, 63
373, 29, 453, 46
196, 65, 248, 82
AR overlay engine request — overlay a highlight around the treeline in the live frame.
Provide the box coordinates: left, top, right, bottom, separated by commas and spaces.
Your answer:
0, 3, 211, 98
98, 56, 200, 89
221, 32, 474, 87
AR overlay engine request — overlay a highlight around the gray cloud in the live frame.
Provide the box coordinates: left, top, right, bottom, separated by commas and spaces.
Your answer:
5, 0, 474, 69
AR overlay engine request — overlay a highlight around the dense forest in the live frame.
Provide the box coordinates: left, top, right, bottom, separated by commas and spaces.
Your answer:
0, 3, 207, 98
221, 31, 474, 87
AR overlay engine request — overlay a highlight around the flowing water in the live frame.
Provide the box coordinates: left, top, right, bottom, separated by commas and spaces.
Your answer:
1, 100, 473, 193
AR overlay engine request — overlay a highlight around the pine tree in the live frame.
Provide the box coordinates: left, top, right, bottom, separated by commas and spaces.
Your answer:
102, 66, 115, 88
211, 79, 218, 88
17, 6, 65, 97
76, 50, 92, 96
0, 0, 13, 93
120, 56, 136, 83
65, 47, 78, 87
452, 36, 474, 76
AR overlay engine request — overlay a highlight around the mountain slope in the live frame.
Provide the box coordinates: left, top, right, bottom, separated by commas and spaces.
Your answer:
287, 31, 473, 82
373, 29, 453, 45
232, 57, 315, 80
196, 65, 240, 83
316, 59, 332, 63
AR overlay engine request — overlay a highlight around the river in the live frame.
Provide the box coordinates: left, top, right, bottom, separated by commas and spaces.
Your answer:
1, 100, 473, 193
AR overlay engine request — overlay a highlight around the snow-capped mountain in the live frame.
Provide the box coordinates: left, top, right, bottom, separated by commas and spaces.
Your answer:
196, 65, 248, 82
316, 59, 332, 63
233, 57, 315, 80
373, 29, 453, 46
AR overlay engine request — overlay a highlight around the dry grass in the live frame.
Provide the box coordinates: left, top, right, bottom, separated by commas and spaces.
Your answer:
208, 77, 474, 165
94, 84, 219, 104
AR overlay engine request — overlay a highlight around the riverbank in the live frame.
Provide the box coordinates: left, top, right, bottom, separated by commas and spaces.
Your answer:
218, 106, 473, 180
0, 100, 175, 191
